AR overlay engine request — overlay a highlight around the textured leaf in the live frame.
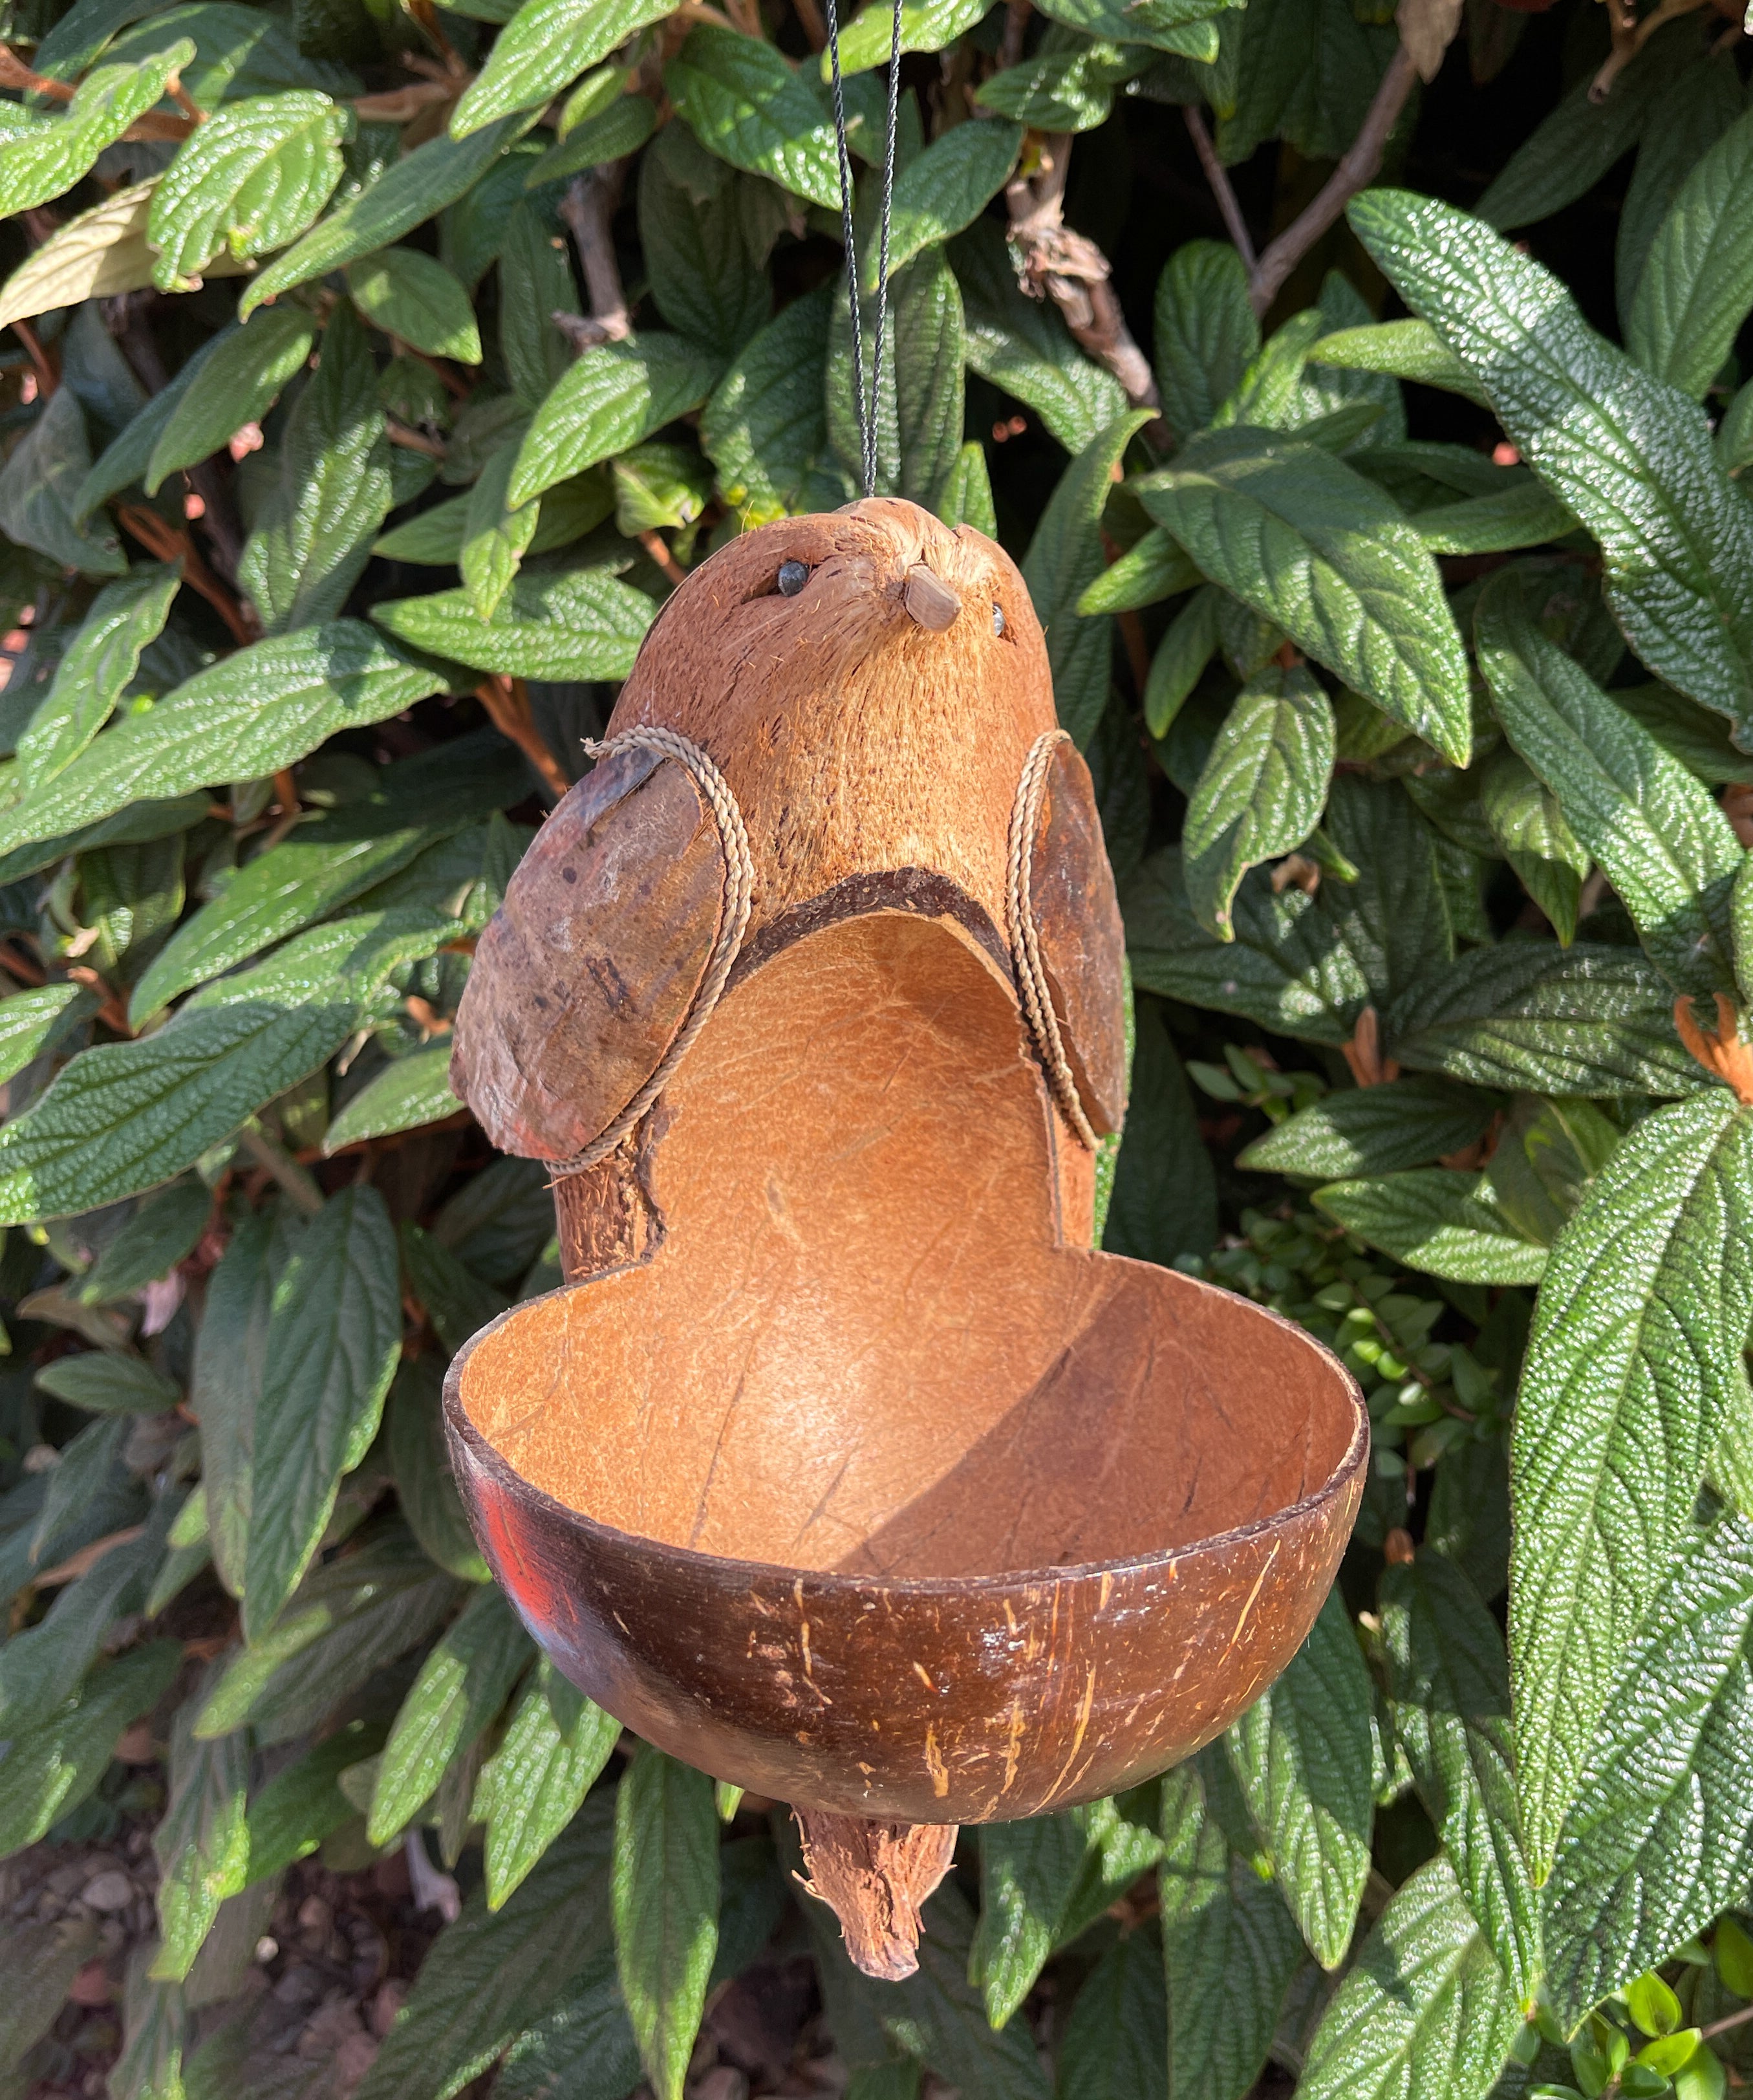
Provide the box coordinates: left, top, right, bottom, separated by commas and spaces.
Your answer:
637, 124, 771, 359
702, 285, 837, 515
952, 219, 1128, 455
614, 1748, 719, 2100
1225, 1587, 1373, 1967
327, 1043, 461, 1151
369, 1585, 531, 1841
1414, 478, 1576, 555
0, 623, 443, 857
373, 566, 654, 680
453, 0, 673, 133
1158, 1759, 1306, 2100
347, 248, 482, 364
1217, 0, 1397, 166
1077, 527, 1202, 616
1351, 189, 1753, 742
828, 0, 990, 71
147, 90, 348, 287
665, 24, 840, 208
0, 1641, 179, 1857
242, 1716, 385, 1885
1152, 240, 1261, 442
1542, 1513, 1753, 2021
1477, 568, 1740, 996
1626, 107, 1753, 398
1381, 1552, 1541, 2004
402, 1221, 510, 1357
191, 1208, 279, 1599
1479, 744, 1588, 947
1306, 319, 1488, 406
0, 387, 127, 576
16, 563, 180, 793
36, 1351, 181, 1413
1183, 666, 1335, 940
0, 982, 99, 1090
526, 90, 658, 185
1055, 1928, 1167, 2100
1023, 412, 1152, 748
826, 245, 965, 506
385, 1356, 489, 1583
1139, 429, 1470, 763
146, 304, 315, 495
510, 333, 722, 505
1297, 1854, 1523, 2100
1385, 942, 1703, 1098
150, 1681, 250, 1982
242, 116, 526, 313
0, 181, 161, 333
1104, 999, 1217, 1266
974, 39, 1139, 133
1511, 1089, 1753, 1874
1240, 1077, 1496, 1178
357, 1794, 616, 2100
1315, 1169, 1547, 1284
101, 3, 360, 104
495, 1950, 642, 2100
239, 301, 393, 634
872, 119, 1020, 286
499, 205, 577, 411
475, 1659, 619, 1909
244, 1185, 403, 1636
0, 43, 194, 217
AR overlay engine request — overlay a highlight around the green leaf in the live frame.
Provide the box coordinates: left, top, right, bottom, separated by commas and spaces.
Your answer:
869, 119, 1020, 287
1479, 744, 1588, 947
1385, 942, 1703, 1098
474, 1658, 619, 1909
973, 38, 1140, 134
1153, 241, 1262, 442
356, 1793, 616, 2100
952, 219, 1128, 455
827, 0, 991, 71
369, 1585, 532, 1841
1217, 0, 1395, 166
191, 1208, 279, 1599
460, 435, 537, 620
1511, 1089, 1753, 1874
826, 246, 966, 505
0, 180, 160, 340
1306, 318, 1489, 406
1240, 1077, 1497, 1178
238, 300, 393, 634
328, 1043, 461, 1151
1415, 479, 1578, 556
1137, 427, 1472, 764
372, 565, 654, 680
0, 1641, 179, 1857
933, 439, 997, 536
495, 1949, 642, 2100
0, 42, 194, 217
1158, 1758, 1306, 2100
0, 385, 127, 576
638, 124, 772, 360
526, 89, 657, 185
145, 304, 314, 496
1629, 104, 1753, 399
613, 1747, 719, 2100
401, 1220, 510, 1356
1225, 1587, 1373, 1968
242, 115, 526, 314
1183, 665, 1335, 940
1381, 1552, 1542, 2005
36, 1350, 181, 1413
241, 1716, 385, 1885
100, 4, 360, 105
244, 1185, 402, 1636
1617, 51, 1747, 328
149, 1681, 250, 1982
1055, 1927, 1167, 2100
453, 0, 673, 134
1077, 527, 1201, 616
147, 90, 349, 288
1142, 583, 1220, 739
0, 982, 99, 1090
1477, 570, 1741, 996
1315, 1169, 1548, 1284
16, 563, 181, 792
0, 623, 444, 858
665, 23, 840, 208
1023, 411, 1152, 748
346, 248, 482, 364
197, 1528, 462, 1744
1104, 998, 1217, 1266
1350, 189, 1753, 743
1542, 1512, 1753, 2022
510, 333, 722, 506
1297, 1854, 1524, 2100
385, 1355, 489, 1581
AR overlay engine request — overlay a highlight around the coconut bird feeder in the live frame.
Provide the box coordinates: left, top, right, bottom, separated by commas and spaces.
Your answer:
440, 496, 1368, 1978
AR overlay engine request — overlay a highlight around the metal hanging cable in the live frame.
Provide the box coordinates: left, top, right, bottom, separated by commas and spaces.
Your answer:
822, 0, 905, 499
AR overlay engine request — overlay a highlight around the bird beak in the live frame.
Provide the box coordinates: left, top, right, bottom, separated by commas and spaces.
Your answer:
902, 565, 960, 632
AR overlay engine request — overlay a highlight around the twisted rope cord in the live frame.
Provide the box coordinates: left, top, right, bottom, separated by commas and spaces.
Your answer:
550, 726, 754, 1178
1006, 730, 1099, 1151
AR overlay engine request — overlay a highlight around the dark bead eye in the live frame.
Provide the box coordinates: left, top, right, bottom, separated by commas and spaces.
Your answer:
777, 559, 809, 596
992, 602, 1006, 636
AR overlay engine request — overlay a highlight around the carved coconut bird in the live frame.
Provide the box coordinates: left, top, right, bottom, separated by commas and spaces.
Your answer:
444, 497, 1366, 1979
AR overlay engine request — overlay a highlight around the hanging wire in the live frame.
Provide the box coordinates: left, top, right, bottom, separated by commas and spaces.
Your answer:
822, 0, 906, 498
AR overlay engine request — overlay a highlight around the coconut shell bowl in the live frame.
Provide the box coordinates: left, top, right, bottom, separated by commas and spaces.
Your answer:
442, 498, 1368, 1978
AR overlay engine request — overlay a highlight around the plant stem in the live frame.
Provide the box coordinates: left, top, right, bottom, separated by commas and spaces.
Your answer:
1182, 105, 1256, 270
237, 1124, 325, 1217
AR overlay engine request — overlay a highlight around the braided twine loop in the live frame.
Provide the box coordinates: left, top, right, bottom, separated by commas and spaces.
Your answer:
550, 725, 755, 1178
1006, 729, 1099, 1152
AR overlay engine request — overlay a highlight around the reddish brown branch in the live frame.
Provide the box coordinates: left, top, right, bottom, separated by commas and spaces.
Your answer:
0, 45, 74, 98
998, 0, 1032, 67
117, 506, 257, 646
10, 319, 59, 399
1182, 106, 1256, 271
475, 675, 570, 800
792, 0, 828, 51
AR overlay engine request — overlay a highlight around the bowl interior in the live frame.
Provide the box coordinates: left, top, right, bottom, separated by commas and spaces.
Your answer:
454, 909, 1360, 1581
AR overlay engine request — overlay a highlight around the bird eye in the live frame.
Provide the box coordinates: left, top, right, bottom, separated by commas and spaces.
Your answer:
992, 602, 1006, 636
777, 559, 810, 597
